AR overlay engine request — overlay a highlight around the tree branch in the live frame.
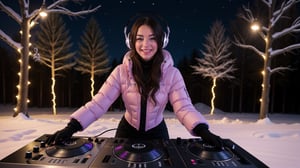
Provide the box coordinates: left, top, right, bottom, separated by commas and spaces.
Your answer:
270, 66, 293, 75
233, 36, 264, 57
271, 43, 300, 57
0, 29, 22, 50
46, 5, 101, 17
273, 16, 300, 39
0, 1, 22, 24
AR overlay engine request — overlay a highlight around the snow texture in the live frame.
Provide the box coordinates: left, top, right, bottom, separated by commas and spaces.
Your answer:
0, 103, 300, 168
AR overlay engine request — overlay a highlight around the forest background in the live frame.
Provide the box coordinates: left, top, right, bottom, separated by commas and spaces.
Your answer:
0, 0, 299, 115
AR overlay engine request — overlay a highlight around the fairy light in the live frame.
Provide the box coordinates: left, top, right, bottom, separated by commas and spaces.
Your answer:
90, 75, 95, 98
14, 2, 48, 115
30, 21, 35, 27
51, 77, 57, 115
251, 22, 260, 31
210, 78, 217, 115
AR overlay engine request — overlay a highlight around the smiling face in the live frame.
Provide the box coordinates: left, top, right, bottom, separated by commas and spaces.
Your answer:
134, 24, 158, 61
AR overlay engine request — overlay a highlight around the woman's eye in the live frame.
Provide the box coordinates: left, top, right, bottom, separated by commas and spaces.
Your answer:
136, 37, 143, 41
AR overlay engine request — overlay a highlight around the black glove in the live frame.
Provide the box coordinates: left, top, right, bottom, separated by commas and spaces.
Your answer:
193, 123, 224, 149
46, 118, 82, 145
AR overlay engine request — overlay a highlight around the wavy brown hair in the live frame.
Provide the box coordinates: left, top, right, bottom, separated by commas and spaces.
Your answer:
128, 16, 165, 104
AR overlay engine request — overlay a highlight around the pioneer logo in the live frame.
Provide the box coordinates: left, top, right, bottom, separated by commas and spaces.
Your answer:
131, 143, 146, 149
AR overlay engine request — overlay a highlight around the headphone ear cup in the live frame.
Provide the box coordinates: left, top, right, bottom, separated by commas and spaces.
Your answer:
124, 27, 131, 49
162, 33, 168, 48
125, 33, 131, 49
162, 26, 170, 48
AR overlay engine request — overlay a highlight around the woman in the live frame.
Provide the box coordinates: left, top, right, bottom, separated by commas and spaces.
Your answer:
47, 15, 223, 148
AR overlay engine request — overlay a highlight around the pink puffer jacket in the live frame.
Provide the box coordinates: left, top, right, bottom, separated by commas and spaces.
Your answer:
71, 50, 208, 135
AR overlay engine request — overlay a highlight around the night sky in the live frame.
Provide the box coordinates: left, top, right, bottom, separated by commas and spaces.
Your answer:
0, 0, 251, 65
87, 0, 251, 64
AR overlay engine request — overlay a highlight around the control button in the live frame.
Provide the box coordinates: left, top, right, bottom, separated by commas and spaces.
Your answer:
33, 146, 40, 153
40, 141, 46, 148
81, 158, 88, 163
25, 151, 32, 158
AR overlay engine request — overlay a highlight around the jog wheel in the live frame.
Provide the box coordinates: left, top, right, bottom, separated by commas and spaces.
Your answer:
188, 142, 233, 161
46, 138, 93, 158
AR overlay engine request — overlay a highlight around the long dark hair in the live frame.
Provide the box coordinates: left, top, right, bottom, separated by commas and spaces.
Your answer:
128, 16, 165, 104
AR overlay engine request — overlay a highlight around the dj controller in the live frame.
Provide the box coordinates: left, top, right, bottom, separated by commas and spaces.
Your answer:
0, 134, 268, 168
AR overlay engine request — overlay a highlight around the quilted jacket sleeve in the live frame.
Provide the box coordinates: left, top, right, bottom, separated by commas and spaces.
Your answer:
70, 66, 122, 129
168, 68, 208, 135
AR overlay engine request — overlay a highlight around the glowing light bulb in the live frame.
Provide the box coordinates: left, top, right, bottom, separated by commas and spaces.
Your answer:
30, 21, 35, 27
39, 11, 47, 17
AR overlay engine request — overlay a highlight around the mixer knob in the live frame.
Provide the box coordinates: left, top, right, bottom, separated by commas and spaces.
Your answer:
33, 146, 40, 153
40, 141, 46, 148
25, 151, 32, 159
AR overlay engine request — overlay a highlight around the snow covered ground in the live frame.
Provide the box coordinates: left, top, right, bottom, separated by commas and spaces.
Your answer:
0, 103, 299, 168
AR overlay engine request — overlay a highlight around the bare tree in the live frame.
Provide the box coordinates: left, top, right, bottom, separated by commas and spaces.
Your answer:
75, 17, 110, 98
235, 0, 300, 119
191, 20, 236, 115
0, 0, 101, 117
34, 13, 75, 115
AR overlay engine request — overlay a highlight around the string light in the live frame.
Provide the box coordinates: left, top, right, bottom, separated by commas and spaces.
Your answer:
14, 2, 48, 114
210, 78, 217, 115
51, 77, 57, 115
91, 76, 95, 98
30, 21, 36, 27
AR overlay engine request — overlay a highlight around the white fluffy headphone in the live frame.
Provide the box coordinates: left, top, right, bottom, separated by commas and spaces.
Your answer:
124, 14, 170, 49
